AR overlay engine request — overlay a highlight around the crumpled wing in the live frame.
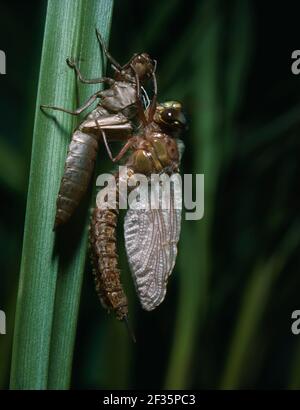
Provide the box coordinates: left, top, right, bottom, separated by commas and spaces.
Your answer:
124, 185, 181, 311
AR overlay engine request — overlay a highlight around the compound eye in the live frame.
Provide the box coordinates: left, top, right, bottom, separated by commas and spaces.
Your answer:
161, 108, 176, 123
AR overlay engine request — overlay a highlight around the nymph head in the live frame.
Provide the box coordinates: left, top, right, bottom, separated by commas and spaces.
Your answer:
130, 53, 156, 82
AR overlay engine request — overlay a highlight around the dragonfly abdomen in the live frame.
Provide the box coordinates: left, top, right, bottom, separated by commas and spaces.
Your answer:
54, 131, 98, 228
90, 206, 128, 321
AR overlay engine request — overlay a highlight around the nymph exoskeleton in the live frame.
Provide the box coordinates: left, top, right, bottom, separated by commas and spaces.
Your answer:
41, 29, 156, 229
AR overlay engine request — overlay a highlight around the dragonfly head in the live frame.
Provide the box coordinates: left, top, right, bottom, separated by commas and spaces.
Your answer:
154, 101, 187, 136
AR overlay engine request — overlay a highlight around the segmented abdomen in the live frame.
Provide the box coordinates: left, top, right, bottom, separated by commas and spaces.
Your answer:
54, 130, 98, 228
89, 186, 128, 320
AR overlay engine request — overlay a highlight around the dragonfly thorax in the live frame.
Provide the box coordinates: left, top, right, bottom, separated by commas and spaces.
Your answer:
128, 133, 179, 174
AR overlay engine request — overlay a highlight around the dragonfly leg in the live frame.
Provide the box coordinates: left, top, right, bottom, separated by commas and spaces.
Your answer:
95, 29, 122, 71
95, 29, 138, 72
98, 125, 134, 163
112, 139, 135, 162
131, 65, 147, 126
99, 128, 114, 161
66, 57, 114, 85
40, 90, 101, 116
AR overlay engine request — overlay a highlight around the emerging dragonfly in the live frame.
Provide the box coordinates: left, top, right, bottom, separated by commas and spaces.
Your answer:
90, 76, 186, 331
41, 29, 156, 229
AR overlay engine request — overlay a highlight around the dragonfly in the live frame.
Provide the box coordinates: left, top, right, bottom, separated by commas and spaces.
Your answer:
90, 74, 186, 336
41, 29, 156, 229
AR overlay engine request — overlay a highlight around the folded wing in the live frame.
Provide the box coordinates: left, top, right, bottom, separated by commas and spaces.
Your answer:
124, 183, 181, 310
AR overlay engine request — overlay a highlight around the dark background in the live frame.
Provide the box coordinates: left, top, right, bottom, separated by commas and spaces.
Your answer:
1, 0, 300, 389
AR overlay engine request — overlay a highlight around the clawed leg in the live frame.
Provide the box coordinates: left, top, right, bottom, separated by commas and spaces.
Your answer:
98, 125, 134, 163
131, 64, 147, 126
100, 128, 114, 161
95, 28, 138, 72
95, 29, 122, 71
66, 58, 114, 85
40, 91, 101, 115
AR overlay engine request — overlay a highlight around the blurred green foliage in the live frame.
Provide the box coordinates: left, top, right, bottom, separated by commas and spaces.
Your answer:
1, 0, 300, 389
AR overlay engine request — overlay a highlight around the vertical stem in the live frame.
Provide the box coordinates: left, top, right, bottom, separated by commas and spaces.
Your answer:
10, 0, 113, 389
47, 1, 114, 389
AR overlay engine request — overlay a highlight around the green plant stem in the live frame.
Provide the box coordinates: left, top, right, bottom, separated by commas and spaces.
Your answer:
47, 1, 113, 390
10, 0, 113, 390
